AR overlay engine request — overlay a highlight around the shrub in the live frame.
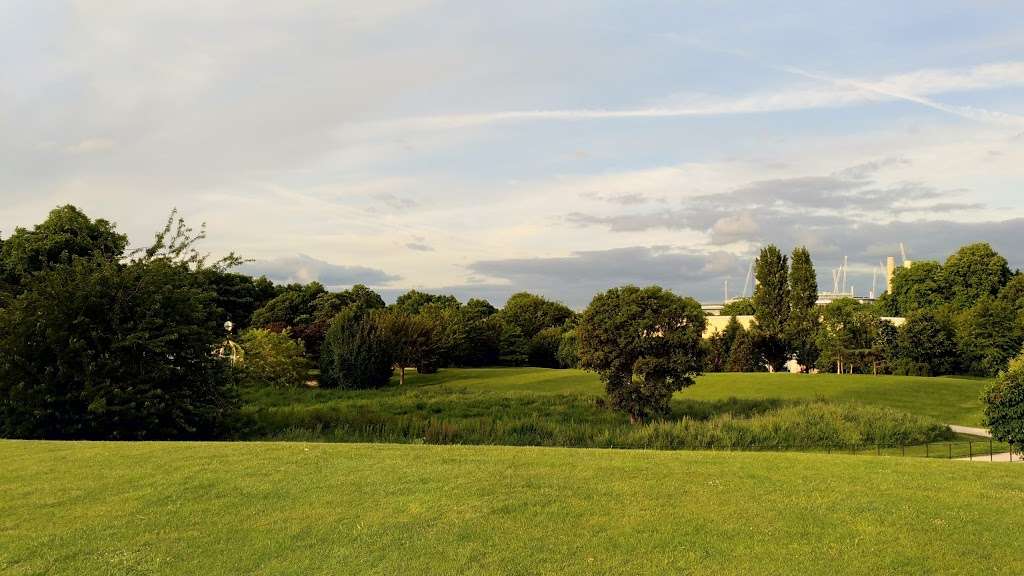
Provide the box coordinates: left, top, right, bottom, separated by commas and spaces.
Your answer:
557, 329, 579, 369
319, 309, 393, 389
983, 352, 1024, 449
238, 329, 311, 388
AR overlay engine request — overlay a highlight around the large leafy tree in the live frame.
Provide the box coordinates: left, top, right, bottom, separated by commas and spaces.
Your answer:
377, 310, 438, 385
0, 215, 239, 440
896, 310, 958, 376
889, 261, 945, 316
815, 299, 879, 374
786, 246, 820, 371
0, 205, 128, 298
577, 286, 705, 422
499, 292, 575, 339
753, 245, 790, 371
393, 290, 460, 316
955, 297, 1023, 376
319, 308, 393, 389
941, 243, 1012, 311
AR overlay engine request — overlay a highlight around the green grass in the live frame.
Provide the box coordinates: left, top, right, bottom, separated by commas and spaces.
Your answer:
2, 440, 1021, 575
385, 368, 991, 426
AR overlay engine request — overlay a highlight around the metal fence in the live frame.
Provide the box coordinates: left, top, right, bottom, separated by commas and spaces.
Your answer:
728, 440, 1016, 461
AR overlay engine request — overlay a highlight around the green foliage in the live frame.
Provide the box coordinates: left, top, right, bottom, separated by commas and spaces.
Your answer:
578, 286, 705, 421
955, 297, 1024, 376
786, 246, 820, 371
319, 309, 393, 389
982, 352, 1024, 448
499, 292, 575, 339
376, 310, 439, 384
726, 328, 762, 372
941, 242, 1011, 311
889, 261, 945, 316
528, 327, 564, 368
497, 321, 529, 366
0, 205, 127, 293
753, 245, 790, 371
556, 329, 579, 368
0, 256, 237, 439
719, 298, 755, 316
705, 317, 742, 372
198, 270, 279, 329
815, 299, 881, 374
896, 310, 958, 376
238, 329, 311, 388
393, 290, 460, 316
416, 303, 466, 372
455, 299, 502, 367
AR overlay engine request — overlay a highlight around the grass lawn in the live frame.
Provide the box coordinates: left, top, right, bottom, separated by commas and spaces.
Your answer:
1, 440, 1021, 575
394, 368, 992, 426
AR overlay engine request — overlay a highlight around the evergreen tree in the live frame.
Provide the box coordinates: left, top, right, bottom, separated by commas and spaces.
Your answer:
786, 246, 820, 371
753, 245, 790, 371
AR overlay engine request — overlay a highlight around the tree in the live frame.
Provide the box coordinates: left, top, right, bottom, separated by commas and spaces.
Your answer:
0, 205, 128, 295
528, 327, 564, 368
705, 317, 742, 372
889, 261, 945, 316
955, 297, 1023, 376
319, 308, 393, 389
0, 243, 238, 439
895, 310, 958, 376
238, 329, 311, 388
726, 325, 761, 373
497, 320, 529, 366
197, 270, 279, 329
455, 300, 502, 367
786, 246, 820, 371
377, 310, 438, 385
982, 351, 1024, 450
499, 292, 575, 339
393, 290, 460, 316
557, 329, 580, 369
577, 286, 705, 422
720, 298, 755, 316
415, 302, 466, 372
815, 299, 878, 374
753, 245, 790, 371
942, 243, 1011, 311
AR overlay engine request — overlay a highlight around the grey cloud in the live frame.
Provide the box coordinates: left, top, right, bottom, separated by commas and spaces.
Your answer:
240, 253, 399, 287
405, 242, 434, 252
375, 193, 419, 210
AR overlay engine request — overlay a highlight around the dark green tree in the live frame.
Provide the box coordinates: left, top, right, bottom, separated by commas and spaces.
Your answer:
705, 317, 743, 372
942, 243, 1012, 310
786, 246, 820, 371
726, 328, 762, 373
896, 310, 958, 376
955, 297, 1023, 376
753, 245, 790, 371
556, 329, 580, 369
720, 298, 755, 316
889, 261, 945, 316
319, 308, 393, 389
497, 320, 529, 366
393, 290, 460, 316
377, 310, 438, 385
499, 292, 575, 339
577, 286, 705, 422
528, 326, 564, 368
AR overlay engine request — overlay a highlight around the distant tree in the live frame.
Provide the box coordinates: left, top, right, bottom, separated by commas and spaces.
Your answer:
942, 243, 1012, 311
753, 245, 790, 372
720, 298, 755, 316
955, 297, 1023, 376
497, 321, 529, 366
416, 302, 466, 373
456, 300, 502, 366
377, 310, 438, 385
197, 270, 279, 329
875, 321, 901, 374
577, 286, 705, 422
251, 282, 326, 328
393, 290, 460, 316
786, 246, 820, 371
982, 351, 1024, 450
238, 329, 311, 388
705, 317, 742, 372
725, 323, 761, 372
815, 299, 878, 374
889, 261, 945, 316
500, 292, 575, 339
528, 326, 564, 368
896, 310, 958, 376
0, 205, 128, 293
319, 308, 393, 389
557, 329, 580, 369
999, 274, 1024, 311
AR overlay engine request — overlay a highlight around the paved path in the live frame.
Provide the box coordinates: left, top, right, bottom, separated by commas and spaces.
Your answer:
948, 425, 992, 438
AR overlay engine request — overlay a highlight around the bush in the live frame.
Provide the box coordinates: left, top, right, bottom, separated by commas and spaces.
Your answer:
238, 329, 311, 388
0, 257, 237, 439
319, 309, 393, 389
983, 352, 1024, 449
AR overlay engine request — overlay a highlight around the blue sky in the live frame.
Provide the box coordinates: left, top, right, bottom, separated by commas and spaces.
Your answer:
3, 1, 1024, 307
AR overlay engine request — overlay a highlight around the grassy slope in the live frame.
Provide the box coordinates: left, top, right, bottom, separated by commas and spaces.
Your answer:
398, 368, 991, 426
2, 441, 1021, 575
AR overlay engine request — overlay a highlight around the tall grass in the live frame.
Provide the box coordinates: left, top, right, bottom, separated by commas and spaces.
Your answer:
237, 385, 953, 450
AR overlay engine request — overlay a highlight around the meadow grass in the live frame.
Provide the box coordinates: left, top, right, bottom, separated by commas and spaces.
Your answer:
236, 369, 977, 450
1, 441, 1021, 575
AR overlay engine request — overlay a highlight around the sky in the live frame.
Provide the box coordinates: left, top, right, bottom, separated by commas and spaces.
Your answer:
3, 1, 1024, 308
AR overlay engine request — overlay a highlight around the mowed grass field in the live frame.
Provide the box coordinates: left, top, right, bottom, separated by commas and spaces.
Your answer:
394, 368, 991, 426
2, 441, 1022, 575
